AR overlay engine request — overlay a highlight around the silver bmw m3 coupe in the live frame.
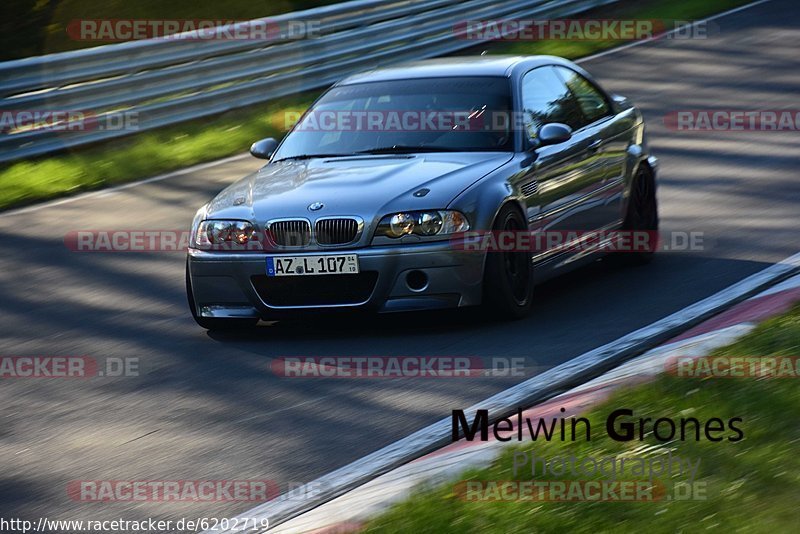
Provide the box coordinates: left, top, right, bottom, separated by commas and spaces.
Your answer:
186, 55, 658, 330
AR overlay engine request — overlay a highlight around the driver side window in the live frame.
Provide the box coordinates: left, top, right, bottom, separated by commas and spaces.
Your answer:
554, 66, 611, 125
520, 67, 584, 140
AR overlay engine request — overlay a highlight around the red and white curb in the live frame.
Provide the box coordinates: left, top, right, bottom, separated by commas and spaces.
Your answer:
271, 273, 800, 533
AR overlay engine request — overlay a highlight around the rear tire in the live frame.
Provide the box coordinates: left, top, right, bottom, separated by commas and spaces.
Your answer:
186, 259, 259, 331
619, 163, 659, 265
482, 204, 534, 320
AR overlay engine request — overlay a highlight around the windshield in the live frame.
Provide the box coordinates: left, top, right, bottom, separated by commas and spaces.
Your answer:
273, 76, 513, 160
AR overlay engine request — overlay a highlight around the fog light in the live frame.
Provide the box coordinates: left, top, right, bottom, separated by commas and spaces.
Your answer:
406, 270, 429, 292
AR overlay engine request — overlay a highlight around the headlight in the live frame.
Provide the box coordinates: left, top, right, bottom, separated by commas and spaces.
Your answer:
388, 213, 416, 237
376, 210, 469, 238
193, 220, 258, 250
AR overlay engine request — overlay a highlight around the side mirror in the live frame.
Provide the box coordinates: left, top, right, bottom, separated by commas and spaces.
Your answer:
535, 123, 573, 148
610, 93, 630, 108
249, 138, 278, 159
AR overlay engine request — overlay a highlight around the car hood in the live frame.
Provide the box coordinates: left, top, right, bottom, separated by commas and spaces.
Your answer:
202, 152, 513, 223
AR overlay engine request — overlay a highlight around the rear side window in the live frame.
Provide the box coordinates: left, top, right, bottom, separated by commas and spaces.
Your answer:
520, 66, 584, 139
554, 66, 611, 126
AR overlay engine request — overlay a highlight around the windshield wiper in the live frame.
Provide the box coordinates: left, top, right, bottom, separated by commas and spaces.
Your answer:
274, 153, 357, 162
275, 146, 467, 162
355, 145, 463, 154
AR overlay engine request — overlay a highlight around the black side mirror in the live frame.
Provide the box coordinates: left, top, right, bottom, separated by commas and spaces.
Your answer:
250, 138, 279, 159
535, 123, 573, 148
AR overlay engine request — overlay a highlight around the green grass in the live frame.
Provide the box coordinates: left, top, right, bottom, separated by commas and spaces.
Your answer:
0, 93, 314, 210
0, 0, 755, 211
364, 304, 800, 533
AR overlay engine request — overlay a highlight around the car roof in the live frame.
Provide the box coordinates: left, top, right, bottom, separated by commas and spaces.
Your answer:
337, 55, 570, 85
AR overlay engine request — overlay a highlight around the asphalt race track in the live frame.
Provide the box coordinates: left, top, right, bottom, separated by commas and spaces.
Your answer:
1, 0, 799, 524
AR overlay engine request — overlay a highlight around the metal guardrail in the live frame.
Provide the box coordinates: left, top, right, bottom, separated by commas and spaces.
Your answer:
0, 0, 618, 164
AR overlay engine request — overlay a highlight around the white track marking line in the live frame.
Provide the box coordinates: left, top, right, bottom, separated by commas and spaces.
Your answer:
578, 0, 775, 63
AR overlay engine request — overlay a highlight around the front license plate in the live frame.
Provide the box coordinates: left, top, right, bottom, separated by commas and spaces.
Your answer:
266, 254, 360, 276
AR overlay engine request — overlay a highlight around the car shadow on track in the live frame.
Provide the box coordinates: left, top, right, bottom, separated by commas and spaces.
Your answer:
203, 251, 763, 357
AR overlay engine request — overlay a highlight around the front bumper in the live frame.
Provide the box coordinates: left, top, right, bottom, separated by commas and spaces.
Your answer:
187, 241, 485, 320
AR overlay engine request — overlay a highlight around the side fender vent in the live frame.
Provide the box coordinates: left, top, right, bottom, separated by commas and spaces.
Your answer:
521, 180, 539, 196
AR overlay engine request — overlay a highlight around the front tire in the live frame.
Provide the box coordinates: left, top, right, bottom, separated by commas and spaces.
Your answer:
482, 204, 534, 320
186, 259, 259, 331
620, 163, 659, 264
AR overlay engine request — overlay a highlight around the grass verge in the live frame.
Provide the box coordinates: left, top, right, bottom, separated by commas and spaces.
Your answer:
0, 0, 755, 211
364, 303, 800, 533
